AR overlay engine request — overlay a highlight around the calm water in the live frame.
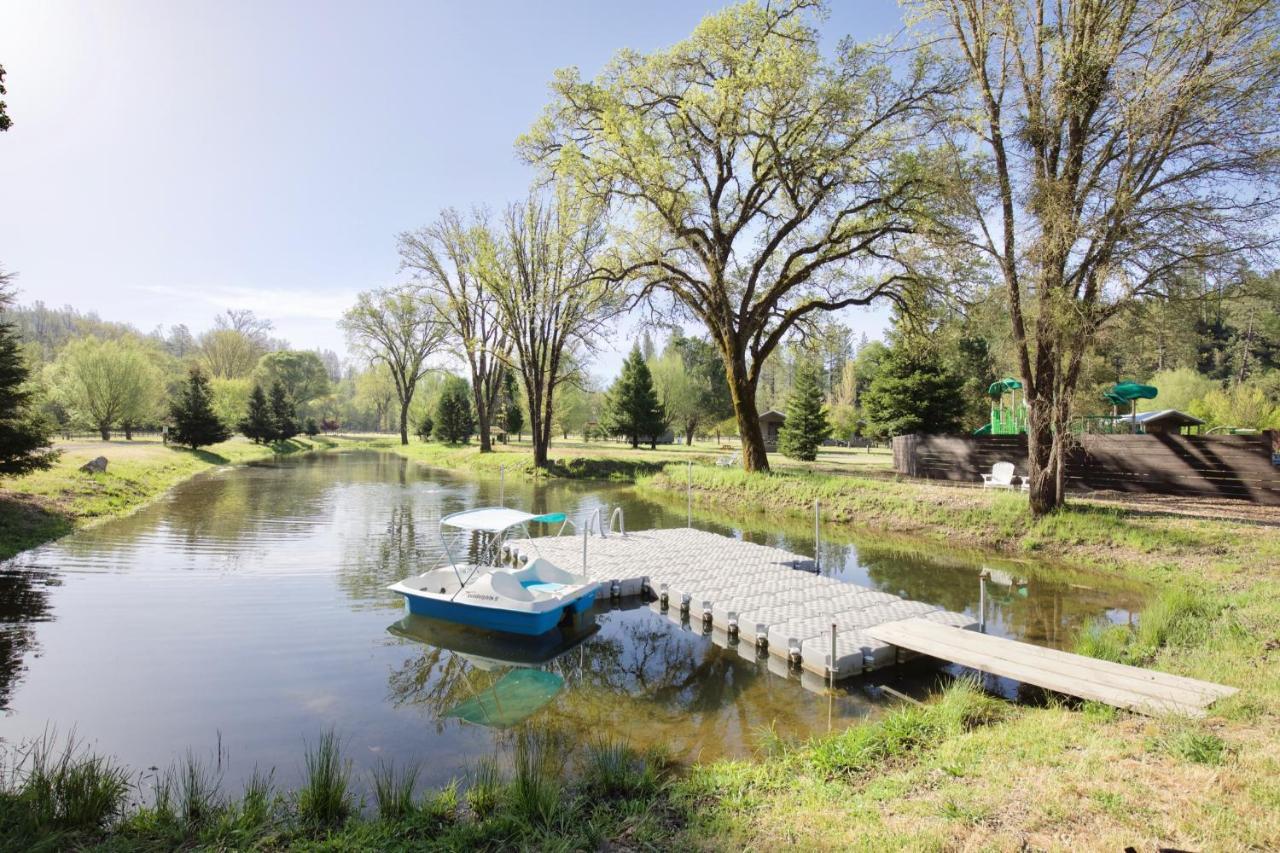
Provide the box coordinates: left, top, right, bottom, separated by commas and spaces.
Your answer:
0, 451, 1143, 790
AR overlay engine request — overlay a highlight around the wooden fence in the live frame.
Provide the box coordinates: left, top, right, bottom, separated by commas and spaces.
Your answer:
892, 431, 1280, 505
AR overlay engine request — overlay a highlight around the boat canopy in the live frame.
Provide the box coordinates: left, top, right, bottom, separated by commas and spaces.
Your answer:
440, 507, 567, 533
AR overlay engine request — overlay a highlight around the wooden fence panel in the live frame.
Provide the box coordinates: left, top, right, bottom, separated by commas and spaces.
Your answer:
892, 431, 1280, 505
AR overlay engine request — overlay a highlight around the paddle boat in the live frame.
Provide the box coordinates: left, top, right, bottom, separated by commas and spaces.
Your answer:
388, 507, 599, 636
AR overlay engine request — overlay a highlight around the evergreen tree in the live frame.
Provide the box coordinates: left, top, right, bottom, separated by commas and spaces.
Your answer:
0, 315, 58, 475
501, 370, 523, 441
303, 417, 319, 437
269, 380, 298, 441
435, 376, 475, 444
601, 346, 667, 448
862, 343, 966, 437
168, 367, 231, 450
238, 384, 275, 443
416, 414, 433, 442
777, 361, 830, 461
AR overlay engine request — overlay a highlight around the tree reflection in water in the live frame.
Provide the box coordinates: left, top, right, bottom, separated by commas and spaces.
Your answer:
0, 567, 58, 710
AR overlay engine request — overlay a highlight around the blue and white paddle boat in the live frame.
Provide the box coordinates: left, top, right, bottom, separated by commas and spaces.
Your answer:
388, 507, 600, 636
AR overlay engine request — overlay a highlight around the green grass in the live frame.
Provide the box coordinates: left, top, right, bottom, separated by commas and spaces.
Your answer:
296, 729, 353, 829
0, 435, 334, 559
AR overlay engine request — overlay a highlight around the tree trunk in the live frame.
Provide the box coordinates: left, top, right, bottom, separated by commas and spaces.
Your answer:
398, 398, 410, 445
726, 357, 769, 473
685, 426, 695, 446
476, 404, 492, 453
124, 422, 133, 440
1025, 395, 1058, 515
99, 423, 111, 441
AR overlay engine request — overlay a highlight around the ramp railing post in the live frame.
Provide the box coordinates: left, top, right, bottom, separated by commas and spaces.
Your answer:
829, 620, 837, 691
814, 500, 821, 571
979, 569, 990, 633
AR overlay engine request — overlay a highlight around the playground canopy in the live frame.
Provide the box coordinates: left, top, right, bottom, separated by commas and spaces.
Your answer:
1106, 381, 1158, 404
988, 378, 1022, 397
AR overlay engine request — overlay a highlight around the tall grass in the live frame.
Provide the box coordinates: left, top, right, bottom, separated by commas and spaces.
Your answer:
807, 679, 1006, 778
580, 737, 659, 798
507, 726, 567, 828
0, 730, 130, 840
465, 755, 503, 819
1076, 584, 1224, 665
370, 758, 420, 821
296, 729, 352, 828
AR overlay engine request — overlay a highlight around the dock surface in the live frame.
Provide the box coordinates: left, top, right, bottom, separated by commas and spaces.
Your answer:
506, 528, 1235, 715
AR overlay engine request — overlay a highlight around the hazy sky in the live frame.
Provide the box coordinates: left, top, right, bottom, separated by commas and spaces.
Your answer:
0, 0, 906, 376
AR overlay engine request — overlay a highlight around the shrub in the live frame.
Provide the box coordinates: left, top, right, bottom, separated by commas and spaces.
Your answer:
416, 415, 434, 442
296, 730, 352, 828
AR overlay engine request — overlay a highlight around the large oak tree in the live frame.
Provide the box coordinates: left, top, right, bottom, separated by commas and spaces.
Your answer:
914, 0, 1280, 513
520, 0, 953, 471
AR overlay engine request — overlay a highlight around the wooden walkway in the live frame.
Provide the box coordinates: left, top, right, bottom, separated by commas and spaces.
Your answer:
868, 618, 1236, 717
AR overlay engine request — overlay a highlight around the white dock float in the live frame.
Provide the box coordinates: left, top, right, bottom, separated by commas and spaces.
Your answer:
506, 527, 1237, 715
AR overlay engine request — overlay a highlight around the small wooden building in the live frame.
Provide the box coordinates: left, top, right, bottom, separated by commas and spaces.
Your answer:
1119, 409, 1205, 435
759, 410, 786, 449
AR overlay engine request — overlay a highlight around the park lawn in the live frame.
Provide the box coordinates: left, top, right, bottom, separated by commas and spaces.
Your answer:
0, 435, 334, 560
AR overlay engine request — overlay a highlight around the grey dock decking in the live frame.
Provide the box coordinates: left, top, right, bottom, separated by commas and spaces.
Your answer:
505, 527, 1236, 716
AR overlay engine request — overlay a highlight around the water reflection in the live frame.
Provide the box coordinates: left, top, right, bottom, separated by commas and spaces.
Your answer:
0, 451, 1146, 786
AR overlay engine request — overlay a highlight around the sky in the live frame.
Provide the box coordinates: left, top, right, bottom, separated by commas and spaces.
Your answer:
0, 0, 907, 378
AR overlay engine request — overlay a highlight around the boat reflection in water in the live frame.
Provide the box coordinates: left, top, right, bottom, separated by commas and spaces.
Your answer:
388, 611, 600, 728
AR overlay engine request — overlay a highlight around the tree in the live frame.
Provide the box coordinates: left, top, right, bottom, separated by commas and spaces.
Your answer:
500, 370, 524, 441
354, 364, 397, 433
777, 361, 831, 461
653, 334, 734, 445
303, 417, 320, 437
269, 380, 298, 441
476, 190, 617, 467
168, 367, 230, 450
48, 336, 161, 440
239, 384, 275, 443
416, 414, 434, 442
399, 209, 511, 453
601, 346, 667, 449
521, 0, 952, 472
915, 0, 1280, 513
435, 376, 475, 444
341, 286, 446, 445
0, 269, 58, 475
198, 310, 277, 379
0, 63, 12, 132
253, 350, 330, 411
862, 342, 966, 437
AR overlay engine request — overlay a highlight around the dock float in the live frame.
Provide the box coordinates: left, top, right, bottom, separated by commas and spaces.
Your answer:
505, 527, 1236, 716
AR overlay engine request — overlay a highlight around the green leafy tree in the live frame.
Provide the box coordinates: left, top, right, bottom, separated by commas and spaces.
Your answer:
777, 362, 831, 461
601, 346, 667, 449
0, 271, 58, 475
239, 384, 275, 443
416, 414, 434, 442
168, 367, 231, 450
48, 336, 161, 440
915, 0, 1280, 513
522, 0, 950, 472
435, 376, 475, 444
862, 343, 966, 437
303, 417, 319, 437
253, 350, 331, 412
268, 380, 298, 441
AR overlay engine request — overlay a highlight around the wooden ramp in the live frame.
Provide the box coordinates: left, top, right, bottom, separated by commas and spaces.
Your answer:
867, 618, 1237, 717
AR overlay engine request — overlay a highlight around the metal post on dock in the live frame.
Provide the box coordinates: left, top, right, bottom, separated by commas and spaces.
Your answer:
814, 500, 821, 571
687, 461, 692, 529
978, 569, 990, 633
829, 620, 837, 691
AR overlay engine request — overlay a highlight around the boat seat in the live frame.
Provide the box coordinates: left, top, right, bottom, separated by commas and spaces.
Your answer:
522, 581, 566, 594
488, 570, 535, 602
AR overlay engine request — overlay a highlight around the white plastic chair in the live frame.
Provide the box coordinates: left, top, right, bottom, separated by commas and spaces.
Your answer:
982, 461, 1017, 489
716, 450, 740, 468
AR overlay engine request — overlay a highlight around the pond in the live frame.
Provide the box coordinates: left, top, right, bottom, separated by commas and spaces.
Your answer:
0, 451, 1145, 791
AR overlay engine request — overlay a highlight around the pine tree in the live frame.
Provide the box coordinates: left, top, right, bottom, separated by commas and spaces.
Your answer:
239, 384, 276, 443
269, 380, 298, 441
168, 367, 231, 450
601, 346, 667, 448
416, 414, 433, 441
861, 343, 966, 437
501, 370, 523, 441
0, 316, 58, 476
778, 361, 830, 461
435, 376, 475, 444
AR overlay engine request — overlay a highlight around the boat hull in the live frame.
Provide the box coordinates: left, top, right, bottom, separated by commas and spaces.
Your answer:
397, 587, 597, 636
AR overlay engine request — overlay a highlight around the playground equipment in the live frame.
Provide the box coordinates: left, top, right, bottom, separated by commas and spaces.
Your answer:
974, 378, 1027, 435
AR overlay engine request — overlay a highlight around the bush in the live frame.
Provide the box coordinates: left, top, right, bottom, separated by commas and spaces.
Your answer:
303, 418, 319, 437
416, 415, 434, 442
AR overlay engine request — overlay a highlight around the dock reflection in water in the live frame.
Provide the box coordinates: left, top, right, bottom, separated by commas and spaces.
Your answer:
0, 451, 1145, 792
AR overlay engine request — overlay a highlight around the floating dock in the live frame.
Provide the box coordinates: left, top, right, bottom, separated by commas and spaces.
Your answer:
506, 527, 1236, 716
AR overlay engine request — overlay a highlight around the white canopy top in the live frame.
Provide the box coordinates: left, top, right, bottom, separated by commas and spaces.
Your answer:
440, 507, 565, 533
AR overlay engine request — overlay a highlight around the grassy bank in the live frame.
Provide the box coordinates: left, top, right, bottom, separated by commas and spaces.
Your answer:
0, 436, 334, 560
